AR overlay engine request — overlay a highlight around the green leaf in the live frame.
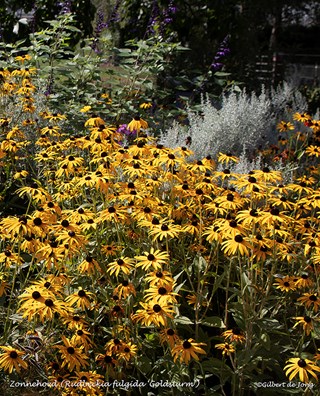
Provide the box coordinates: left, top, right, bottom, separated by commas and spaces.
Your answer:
200, 316, 226, 328
137, 356, 153, 375
214, 71, 231, 77
174, 316, 194, 325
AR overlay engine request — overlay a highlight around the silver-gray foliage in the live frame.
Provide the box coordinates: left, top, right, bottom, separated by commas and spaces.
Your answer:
160, 83, 308, 159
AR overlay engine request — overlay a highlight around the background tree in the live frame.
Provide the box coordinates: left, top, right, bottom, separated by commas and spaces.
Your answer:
115, 0, 320, 89
0, 0, 95, 46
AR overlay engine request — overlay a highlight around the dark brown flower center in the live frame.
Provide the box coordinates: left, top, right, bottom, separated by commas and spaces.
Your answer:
182, 340, 192, 349
298, 359, 307, 368
61, 219, 69, 227
78, 290, 86, 297
234, 235, 243, 243
33, 217, 42, 226
158, 287, 167, 295
32, 291, 41, 299
45, 299, 54, 307
9, 351, 18, 359
67, 347, 75, 354
153, 304, 162, 313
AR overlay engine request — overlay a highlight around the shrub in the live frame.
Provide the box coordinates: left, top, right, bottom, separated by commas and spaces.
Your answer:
160, 83, 308, 160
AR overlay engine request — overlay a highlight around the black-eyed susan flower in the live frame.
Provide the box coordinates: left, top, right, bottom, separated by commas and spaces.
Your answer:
277, 121, 295, 132
259, 206, 288, 226
222, 328, 245, 343
66, 289, 95, 310
159, 328, 181, 348
127, 115, 148, 132
101, 242, 122, 256
19, 297, 70, 322
0, 346, 28, 373
298, 293, 320, 313
80, 105, 92, 113
293, 316, 315, 336
295, 274, 314, 289
114, 280, 136, 299
144, 283, 178, 304
18, 285, 53, 307
144, 270, 174, 287
73, 370, 104, 386
78, 256, 101, 275
0, 276, 10, 297
140, 102, 152, 109
56, 229, 88, 252
44, 112, 67, 122
284, 357, 320, 383
171, 339, 206, 364
96, 353, 118, 374
148, 221, 181, 241
274, 275, 297, 292
217, 152, 239, 164
107, 257, 135, 277
135, 248, 169, 271
55, 336, 89, 371
71, 327, 93, 353
15, 54, 32, 63
105, 338, 123, 355
117, 342, 138, 362
32, 276, 63, 296
221, 234, 252, 256
99, 205, 128, 223
0, 248, 22, 268
132, 301, 174, 326
62, 314, 88, 330
215, 342, 236, 356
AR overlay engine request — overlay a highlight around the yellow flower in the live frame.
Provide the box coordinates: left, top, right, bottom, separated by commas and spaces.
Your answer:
221, 234, 252, 256
277, 121, 295, 132
0, 346, 28, 373
274, 275, 297, 292
15, 54, 32, 63
117, 342, 138, 362
222, 328, 246, 343
306, 145, 320, 157
113, 280, 136, 299
107, 257, 135, 277
140, 102, 152, 109
215, 342, 235, 356
297, 293, 320, 313
159, 328, 181, 348
171, 339, 206, 364
293, 316, 315, 336
132, 301, 174, 326
127, 116, 148, 132
284, 357, 320, 383
135, 248, 170, 271
55, 336, 89, 372
148, 221, 181, 241
144, 283, 178, 304
144, 270, 174, 287
66, 289, 95, 310
80, 105, 92, 113
217, 152, 239, 164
